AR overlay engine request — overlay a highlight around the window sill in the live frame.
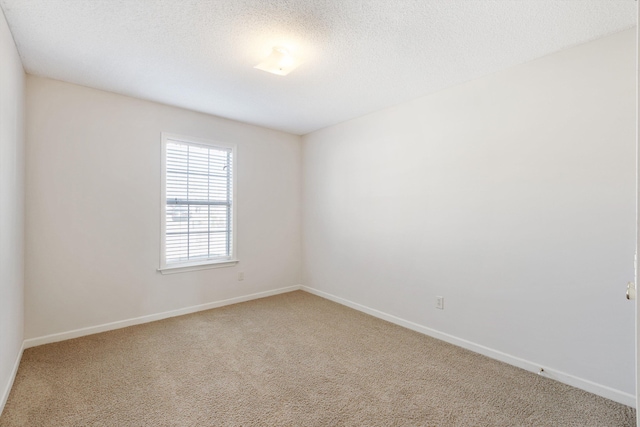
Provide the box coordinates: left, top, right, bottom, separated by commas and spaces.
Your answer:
158, 259, 239, 275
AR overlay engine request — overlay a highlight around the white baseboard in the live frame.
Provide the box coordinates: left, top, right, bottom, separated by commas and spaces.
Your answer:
17, 284, 636, 408
24, 285, 302, 349
301, 286, 636, 408
0, 341, 25, 416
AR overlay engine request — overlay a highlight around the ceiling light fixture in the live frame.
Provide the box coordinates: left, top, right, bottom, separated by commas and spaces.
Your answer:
254, 47, 301, 76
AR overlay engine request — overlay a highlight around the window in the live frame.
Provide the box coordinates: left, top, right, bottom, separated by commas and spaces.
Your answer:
159, 133, 237, 273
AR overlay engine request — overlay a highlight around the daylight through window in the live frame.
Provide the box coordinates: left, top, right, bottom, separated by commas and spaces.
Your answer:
161, 134, 235, 270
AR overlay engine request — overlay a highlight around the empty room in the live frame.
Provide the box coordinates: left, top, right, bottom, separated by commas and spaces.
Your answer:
0, 1, 638, 426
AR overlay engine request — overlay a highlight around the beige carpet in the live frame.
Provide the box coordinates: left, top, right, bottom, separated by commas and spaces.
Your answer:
0, 291, 635, 426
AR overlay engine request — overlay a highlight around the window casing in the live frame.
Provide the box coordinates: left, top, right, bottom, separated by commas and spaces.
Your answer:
159, 133, 237, 273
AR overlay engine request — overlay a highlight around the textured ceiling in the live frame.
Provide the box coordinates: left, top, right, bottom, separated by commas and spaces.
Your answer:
0, 1, 636, 135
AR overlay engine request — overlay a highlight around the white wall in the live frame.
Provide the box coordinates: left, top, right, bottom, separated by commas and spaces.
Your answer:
303, 29, 637, 398
0, 8, 24, 413
25, 76, 301, 340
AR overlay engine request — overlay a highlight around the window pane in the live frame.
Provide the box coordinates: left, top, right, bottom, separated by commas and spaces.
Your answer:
164, 138, 233, 265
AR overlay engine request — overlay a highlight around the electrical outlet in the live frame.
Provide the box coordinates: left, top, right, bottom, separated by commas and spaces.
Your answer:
238, 272, 244, 281
436, 296, 444, 310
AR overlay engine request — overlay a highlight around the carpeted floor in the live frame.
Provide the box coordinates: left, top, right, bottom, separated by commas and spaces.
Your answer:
0, 291, 635, 426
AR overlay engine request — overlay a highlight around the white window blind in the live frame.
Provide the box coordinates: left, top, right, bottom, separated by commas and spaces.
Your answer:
162, 136, 235, 269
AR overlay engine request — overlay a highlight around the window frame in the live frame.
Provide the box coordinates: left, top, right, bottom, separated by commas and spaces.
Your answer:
158, 132, 238, 274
